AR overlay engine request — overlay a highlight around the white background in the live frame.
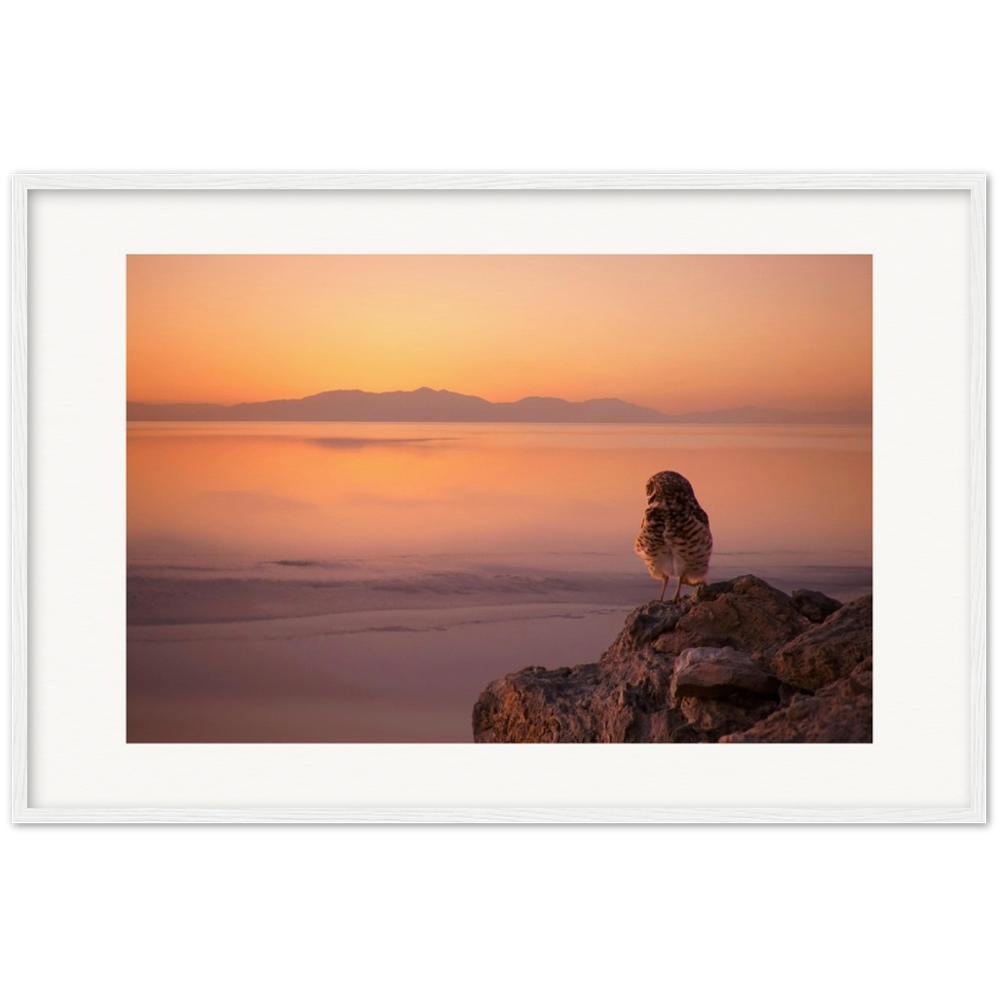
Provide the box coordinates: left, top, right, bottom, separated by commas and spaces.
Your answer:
3, 2, 995, 998
28, 188, 971, 813
4, 828, 998, 1000
0, 0, 1000, 162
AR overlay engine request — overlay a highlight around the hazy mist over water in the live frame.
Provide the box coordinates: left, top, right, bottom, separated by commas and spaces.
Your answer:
127, 421, 872, 742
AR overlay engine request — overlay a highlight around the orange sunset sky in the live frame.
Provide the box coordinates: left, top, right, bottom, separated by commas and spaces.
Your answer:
127, 254, 872, 413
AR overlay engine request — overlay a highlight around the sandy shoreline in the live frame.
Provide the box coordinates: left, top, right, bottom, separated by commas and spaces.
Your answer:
128, 601, 632, 742
127, 558, 872, 627
126, 543, 873, 743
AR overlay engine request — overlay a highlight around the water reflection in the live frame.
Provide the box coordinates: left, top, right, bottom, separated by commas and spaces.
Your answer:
128, 421, 871, 567
127, 422, 872, 742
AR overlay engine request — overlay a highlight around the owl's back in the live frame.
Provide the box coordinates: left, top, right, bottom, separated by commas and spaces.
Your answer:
635, 472, 713, 584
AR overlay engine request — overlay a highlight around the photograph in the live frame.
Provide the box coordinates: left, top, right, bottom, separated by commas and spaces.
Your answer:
127, 252, 873, 744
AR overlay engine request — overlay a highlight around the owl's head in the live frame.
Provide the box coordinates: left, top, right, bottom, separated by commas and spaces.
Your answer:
645, 470, 695, 502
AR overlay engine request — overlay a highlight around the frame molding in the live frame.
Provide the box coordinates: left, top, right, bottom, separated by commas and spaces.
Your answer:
11, 172, 987, 824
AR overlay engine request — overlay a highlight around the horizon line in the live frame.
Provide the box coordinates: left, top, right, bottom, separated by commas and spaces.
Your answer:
125, 385, 872, 417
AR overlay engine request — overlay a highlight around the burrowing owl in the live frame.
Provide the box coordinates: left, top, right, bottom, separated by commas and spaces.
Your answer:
635, 471, 713, 602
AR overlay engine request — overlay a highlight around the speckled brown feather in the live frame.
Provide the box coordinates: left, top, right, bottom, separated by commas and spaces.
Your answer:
635, 471, 713, 591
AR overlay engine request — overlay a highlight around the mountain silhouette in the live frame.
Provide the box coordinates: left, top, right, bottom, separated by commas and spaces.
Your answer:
126, 387, 871, 425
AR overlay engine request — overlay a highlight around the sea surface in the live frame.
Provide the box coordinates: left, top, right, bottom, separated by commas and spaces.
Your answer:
127, 421, 872, 742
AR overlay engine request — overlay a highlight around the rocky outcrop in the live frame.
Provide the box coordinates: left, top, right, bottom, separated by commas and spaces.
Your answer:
472, 575, 872, 743
772, 595, 872, 692
791, 588, 843, 623
721, 665, 872, 743
672, 646, 779, 699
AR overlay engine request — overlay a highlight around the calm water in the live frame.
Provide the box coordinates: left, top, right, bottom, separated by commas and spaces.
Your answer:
127, 422, 872, 742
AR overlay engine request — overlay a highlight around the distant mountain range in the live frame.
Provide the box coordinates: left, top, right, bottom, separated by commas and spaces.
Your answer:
126, 387, 872, 425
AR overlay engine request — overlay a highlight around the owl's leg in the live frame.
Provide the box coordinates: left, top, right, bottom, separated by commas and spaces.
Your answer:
672, 577, 684, 602
658, 577, 668, 601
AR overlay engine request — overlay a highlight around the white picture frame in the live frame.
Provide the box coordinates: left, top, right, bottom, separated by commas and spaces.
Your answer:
11, 172, 986, 824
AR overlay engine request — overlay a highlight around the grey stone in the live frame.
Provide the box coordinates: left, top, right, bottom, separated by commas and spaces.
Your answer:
672, 646, 779, 699
792, 588, 843, 623
772, 594, 873, 692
